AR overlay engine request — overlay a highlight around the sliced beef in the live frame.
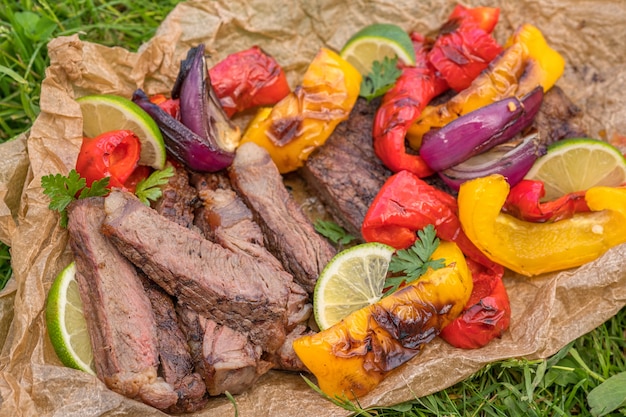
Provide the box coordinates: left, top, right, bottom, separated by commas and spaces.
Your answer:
300, 97, 391, 239
533, 85, 587, 145
151, 161, 199, 228
67, 198, 177, 410
101, 190, 289, 354
140, 276, 208, 412
176, 306, 273, 395
229, 142, 336, 294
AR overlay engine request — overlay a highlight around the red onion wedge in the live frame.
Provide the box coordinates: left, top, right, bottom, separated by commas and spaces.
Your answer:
439, 130, 547, 191
132, 89, 236, 172
420, 86, 544, 172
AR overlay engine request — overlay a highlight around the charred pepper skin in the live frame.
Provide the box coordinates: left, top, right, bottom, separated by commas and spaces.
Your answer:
458, 174, 626, 276
240, 48, 361, 174
408, 24, 566, 147
292, 241, 472, 400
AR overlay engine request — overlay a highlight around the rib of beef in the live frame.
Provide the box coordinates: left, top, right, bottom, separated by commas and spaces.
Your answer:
101, 189, 289, 354
67, 197, 178, 410
228, 142, 336, 294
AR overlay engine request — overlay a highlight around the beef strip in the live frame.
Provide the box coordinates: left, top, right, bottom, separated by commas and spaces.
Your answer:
176, 306, 273, 395
229, 142, 336, 294
151, 161, 200, 228
300, 97, 391, 240
140, 276, 208, 412
533, 85, 587, 145
67, 197, 178, 410
101, 189, 289, 354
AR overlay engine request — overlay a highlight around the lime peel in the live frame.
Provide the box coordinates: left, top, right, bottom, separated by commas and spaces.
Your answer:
313, 242, 395, 330
46, 262, 96, 375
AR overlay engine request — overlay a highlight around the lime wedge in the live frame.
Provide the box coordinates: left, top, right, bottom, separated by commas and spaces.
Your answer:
313, 242, 395, 330
77, 94, 166, 170
524, 138, 626, 200
46, 262, 96, 375
340, 23, 416, 75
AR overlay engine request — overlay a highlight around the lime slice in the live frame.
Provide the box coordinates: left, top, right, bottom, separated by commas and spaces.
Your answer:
314, 242, 395, 330
524, 138, 626, 201
340, 23, 416, 75
46, 262, 96, 375
77, 94, 166, 170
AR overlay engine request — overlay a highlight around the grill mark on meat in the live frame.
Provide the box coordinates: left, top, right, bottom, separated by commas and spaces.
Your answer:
533, 85, 587, 145
151, 161, 200, 228
102, 190, 289, 354
229, 142, 336, 294
301, 98, 391, 239
139, 276, 208, 412
176, 306, 273, 395
67, 197, 177, 410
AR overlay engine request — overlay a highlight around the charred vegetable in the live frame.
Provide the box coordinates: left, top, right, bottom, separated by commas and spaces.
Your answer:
420, 86, 544, 172
293, 241, 472, 399
135, 44, 240, 172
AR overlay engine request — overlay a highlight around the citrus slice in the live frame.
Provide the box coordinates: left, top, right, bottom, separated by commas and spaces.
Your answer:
524, 138, 626, 201
340, 23, 416, 75
314, 242, 395, 330
46, 262, 96, 375
77, 94, 166, 170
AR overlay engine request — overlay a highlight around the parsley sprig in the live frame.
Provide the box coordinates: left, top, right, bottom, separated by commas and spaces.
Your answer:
314, 219, 356, 246
360, 56, 402, 102
41, 169, 109, 227
384, 224, 445, 296
135, 165, 174, 205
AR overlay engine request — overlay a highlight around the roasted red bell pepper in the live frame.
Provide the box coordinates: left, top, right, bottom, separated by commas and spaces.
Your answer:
428, 5, 502, 92
502, 179, 590, 222
149, 93, 180, 119
209, 46, 291, 118
76, 129, 146, 192
372, 34, 448, 177
440, 258, 511, 349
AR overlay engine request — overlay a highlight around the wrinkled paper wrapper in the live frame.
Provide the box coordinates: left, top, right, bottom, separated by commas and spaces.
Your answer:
1, 0, 626, 415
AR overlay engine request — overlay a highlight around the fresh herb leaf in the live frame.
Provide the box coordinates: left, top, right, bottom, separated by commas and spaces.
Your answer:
41, 169, 109, 227
384, 224, 445, 295
134, 165, 175, 206
314, 219, 356, 245
360, 56, 402, 102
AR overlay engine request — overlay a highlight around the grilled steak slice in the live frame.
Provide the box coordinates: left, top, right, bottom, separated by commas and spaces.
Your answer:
534, 85, 587, 145
229, 142, 336, 294
102, 190, 289, 354
151, 161, 199, 228
301, 97, 391, 239
67, 197, 178, 410
140, 276, 208, 412
177, 306, 273, 395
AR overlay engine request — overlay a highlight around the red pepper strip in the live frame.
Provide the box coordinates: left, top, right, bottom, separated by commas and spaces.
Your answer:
428, 6, 503, 92
372, 34, 448, 176
362, 170, 500, 273
149, 93, 180, 119
208, 46, 291, 118
447, 4, 500, 34
502, 179, 590, 222
440, 258, 511, 349
76, 129, 144, 192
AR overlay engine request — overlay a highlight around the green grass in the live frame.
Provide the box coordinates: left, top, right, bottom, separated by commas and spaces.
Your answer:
1, 1, 625, 416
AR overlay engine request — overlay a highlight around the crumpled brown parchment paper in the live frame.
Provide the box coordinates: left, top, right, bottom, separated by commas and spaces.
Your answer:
1, 0, 625, 416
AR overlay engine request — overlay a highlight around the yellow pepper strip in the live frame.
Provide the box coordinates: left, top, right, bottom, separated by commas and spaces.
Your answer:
292, 241, 472, 400
239, 48, 361, 174
458, 175, 626, 277
407, 24, 565, 148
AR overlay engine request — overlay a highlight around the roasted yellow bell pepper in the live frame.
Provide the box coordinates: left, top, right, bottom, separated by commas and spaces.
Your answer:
458, 174, 626, 276
239, 48, 361, 173
292, 241, 472, 400
407, 24, 565, 148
